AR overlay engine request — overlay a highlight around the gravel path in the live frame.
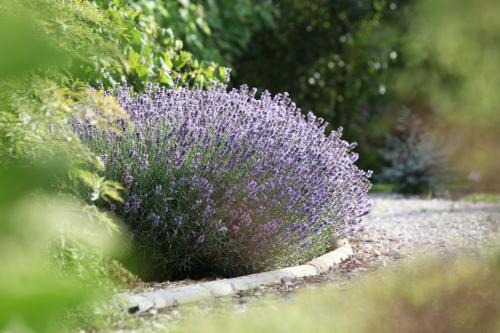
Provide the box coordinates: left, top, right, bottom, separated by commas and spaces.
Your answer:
351, 195, 500, 268
101, 195, 500, 332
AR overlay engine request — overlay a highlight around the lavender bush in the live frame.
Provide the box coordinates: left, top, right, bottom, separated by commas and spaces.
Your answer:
76, 84, 371, 280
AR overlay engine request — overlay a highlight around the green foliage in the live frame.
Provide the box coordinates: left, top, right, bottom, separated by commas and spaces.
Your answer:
0, 4, 139, 329
0, 160, 128, 333
461, 193, 500, 203
0, 0, 126, 175
398, 0, 500, 128
55, 241, 140, 290
1, 0, 226, 93
369, 183, 396, 193
93, 0, 227, 89
189, 0, 278, 65
177, 251, 500, 333
0, 0, 119, 85
5, 0, 226, 89
114, 0, 277, 67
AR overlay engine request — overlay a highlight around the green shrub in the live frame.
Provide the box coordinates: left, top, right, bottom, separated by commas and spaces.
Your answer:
187, 0, 277, 65
0, 160, 128, 333
93, 0, 227, 89
0, 2, 141, 319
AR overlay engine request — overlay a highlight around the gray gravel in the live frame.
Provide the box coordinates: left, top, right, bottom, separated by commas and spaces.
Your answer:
98, 195, 500, 332
352, 194, 500, 268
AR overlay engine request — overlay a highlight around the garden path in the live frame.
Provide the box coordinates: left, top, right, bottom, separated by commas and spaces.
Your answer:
350, 194, 500, 271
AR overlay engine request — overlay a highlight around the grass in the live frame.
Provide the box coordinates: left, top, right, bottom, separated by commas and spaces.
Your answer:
461, 193, 500, 203
369, 183, 396, 193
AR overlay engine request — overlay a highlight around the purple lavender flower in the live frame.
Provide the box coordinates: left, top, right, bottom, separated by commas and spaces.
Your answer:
192, 199, 203, 209
155, 185, 163, 196
129, 147, 137, 159
241, 213, 253, 227
123, 174, 134, 188
123, 201, 130, 213
76, 83, 371, 279
140, 154, 149, 170
151, 213, 161, 227
230, 225, 240, 234
129, 194, 141, 211
174, 215, 182, 226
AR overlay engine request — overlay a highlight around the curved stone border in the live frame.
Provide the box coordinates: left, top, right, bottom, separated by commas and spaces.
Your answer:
121, 239, 353, 313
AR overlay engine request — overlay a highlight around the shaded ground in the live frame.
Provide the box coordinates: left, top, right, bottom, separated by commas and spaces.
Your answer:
99, 195, 500, 332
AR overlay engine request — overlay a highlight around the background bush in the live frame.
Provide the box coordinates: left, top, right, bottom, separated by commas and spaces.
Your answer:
179, 0, 277, 66
395, 0, 500, 192
378, 108, 449, 194
77, 84, 371, 280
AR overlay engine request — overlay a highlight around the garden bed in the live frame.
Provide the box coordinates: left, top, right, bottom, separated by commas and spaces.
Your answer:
122, 240, 353, 313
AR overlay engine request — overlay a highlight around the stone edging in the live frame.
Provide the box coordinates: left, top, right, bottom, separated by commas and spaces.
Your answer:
121, 239, 353, 313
